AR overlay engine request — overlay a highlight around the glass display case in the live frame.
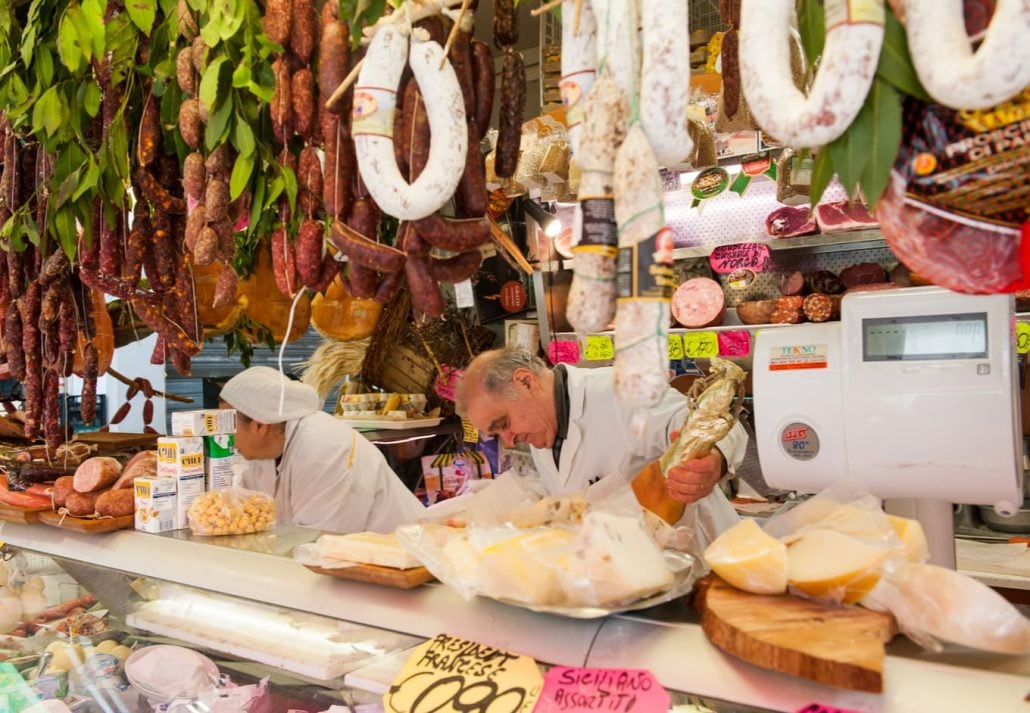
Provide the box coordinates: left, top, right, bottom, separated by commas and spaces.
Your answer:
0, 522, 1026, 712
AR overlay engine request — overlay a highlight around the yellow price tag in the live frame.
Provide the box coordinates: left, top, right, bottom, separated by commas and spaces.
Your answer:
683, 331, 719, 358
1018, 322, 1030, 355
461, 418, 479, 443
668, 334, 685, 360
385, 634, 543, 713
584, 334, 615, 361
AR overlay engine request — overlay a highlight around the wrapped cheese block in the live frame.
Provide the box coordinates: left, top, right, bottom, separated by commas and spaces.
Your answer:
786, 529, 888, 604
316, 532, 422, 570
704, 519, 787, 595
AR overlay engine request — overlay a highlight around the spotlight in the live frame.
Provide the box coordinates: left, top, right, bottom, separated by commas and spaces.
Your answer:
522, 199, 562, 239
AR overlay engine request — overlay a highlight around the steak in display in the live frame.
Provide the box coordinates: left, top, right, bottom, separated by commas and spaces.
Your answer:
814, 201, 879, 233
765, 206, 817, 238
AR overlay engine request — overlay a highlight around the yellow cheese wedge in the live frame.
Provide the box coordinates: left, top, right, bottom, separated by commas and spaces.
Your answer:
477, 529, 576, 605
787, 529, 888, 604
886, 515, 930, 563
704, 519, 787, 595
775, 500, 895, 547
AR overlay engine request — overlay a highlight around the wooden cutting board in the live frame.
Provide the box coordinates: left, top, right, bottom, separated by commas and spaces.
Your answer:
697, 575, 896, 693
305, 563, 434, 589
38, 510, 134, 533
72, 432, 158, 454
0, 503, 49, 524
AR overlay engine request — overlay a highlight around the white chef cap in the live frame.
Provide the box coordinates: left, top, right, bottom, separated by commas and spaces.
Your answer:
220, 366, 322, 423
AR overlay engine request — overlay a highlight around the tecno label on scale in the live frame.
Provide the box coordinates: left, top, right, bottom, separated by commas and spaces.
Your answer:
781, 422, 820, 462
768, 344, 828, 370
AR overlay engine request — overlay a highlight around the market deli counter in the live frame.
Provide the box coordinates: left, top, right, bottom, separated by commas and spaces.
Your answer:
2, 524, 1028, 713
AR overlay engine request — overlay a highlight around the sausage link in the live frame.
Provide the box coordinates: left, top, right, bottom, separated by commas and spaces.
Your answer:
450, 27, 476, 119
496, 50, 525, 178
42, 368, 60, 450
428, 250, 482, 283
455, 122, 487, 217
4, 307, 24, 381
271, 58, 293, 143
80, 342, 98, 424
346, 197, 380, 239
298, 146, 324, 217
289, 0, 316, 64
296, 218, 325, 288
330, 220, 406, 273
271, 227, 298, 296
318, 11, 350, 114
291, 68, 316, 142
470, 40, 495, 141
493, 0, 518, 47
412, 214, 489, 252
373, 268, 403, 304
310, 252, 341, 293
401, 224, 445, 317
347, 263, 379, 299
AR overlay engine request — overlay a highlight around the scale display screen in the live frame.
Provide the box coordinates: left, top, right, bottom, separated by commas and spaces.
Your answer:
863, 312, 988, 361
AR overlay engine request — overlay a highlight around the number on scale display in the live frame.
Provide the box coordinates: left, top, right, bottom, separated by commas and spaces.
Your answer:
862, 312, 988, 361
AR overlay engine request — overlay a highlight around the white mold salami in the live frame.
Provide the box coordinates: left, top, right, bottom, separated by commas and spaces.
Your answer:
904, 0, 1030, 111
590, 0, 640, 106
560, 0, 598, 157
567, 76, 629, 335
739, 0, 884, 148
353, 26, 468, 220
612, 124, 673, 434
640, 0, 694, 169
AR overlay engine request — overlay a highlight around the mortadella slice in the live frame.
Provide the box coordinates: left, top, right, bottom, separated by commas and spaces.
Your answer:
672, 277, 726, 328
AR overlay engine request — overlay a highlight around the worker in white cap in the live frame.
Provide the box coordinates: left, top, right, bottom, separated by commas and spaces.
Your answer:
219, 366, 425, 534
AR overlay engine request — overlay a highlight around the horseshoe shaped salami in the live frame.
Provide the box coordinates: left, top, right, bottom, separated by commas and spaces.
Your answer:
904, 0, 1030, 110
739, 0, 885, 148
640, 0, 694, 169
353, 25, 468, 221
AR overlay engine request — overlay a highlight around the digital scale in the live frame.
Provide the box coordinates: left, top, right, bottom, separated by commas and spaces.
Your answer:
754, 287, 1024, 567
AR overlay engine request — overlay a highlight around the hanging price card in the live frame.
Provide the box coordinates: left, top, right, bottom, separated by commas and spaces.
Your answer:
548, 340, 581, 364
538, 667, 670, 713
1017, 322, 1030, 354
683, 331, 719, 358
384, 634, 543, 713
433, 365, 462, 402
584, 335, 615, 361
718, 330, 751, 357
461, 418, 479, 443
668, 334, 685, 360
709, 242, 772, 275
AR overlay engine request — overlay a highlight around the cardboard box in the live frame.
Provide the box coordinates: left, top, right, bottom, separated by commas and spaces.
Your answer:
205, 434, 236, 491
170, 409, 238, 437
157, 436, 204, 477
134, 477, 177, 533
173, 471, 207, 530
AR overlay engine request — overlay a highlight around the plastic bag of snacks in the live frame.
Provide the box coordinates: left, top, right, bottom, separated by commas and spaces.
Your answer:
188, 470, 276, 537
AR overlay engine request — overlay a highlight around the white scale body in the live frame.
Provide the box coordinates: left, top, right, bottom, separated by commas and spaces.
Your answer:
754, 287, 1024, 549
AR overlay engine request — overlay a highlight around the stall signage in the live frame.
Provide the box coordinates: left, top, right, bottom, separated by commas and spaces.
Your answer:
668, 334, 685, 360
434, 365, 462, 402
718, 330, 751, 357
684, 331, 719, 358
548, 340, 581, 364
537, 666, 669, 713
584, 335, 614, 362
384, 634, 543, 713
461, 418, 479, 443
1017, 321, 1030, 354
709, 242, 771, 275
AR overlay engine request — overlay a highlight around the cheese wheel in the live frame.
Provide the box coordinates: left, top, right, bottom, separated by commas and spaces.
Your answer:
786, 529, 888, 604
671, 277, 725, 328
886, 514, 930, 563
704, 519, 788, 595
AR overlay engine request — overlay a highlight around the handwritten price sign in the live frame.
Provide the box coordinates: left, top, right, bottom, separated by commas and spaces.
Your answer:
1017, 322, 1030, 355
684, 331, 719, 358
668, 334, 685, 360
538, 667, 669, 713
584, 335, 615, 361
709, 242, 772, 275
385, 634, 542, 713
718, 330, 751, 357
548, 340, 581, 365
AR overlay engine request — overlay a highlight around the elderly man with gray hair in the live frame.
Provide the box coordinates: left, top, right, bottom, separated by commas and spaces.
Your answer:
456, 348, 746, 545
220, 366, 425, 534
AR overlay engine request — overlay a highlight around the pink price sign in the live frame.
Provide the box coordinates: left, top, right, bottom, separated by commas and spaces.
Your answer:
718, 330, 751, 357
709, 242, 772, 275
433, 365, 463, 402
538, 667, 669, 713
548, 340, 581, 365
795, 705, 864, 713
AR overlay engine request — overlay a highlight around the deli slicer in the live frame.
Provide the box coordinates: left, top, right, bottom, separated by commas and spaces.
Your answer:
753, 286, 1024, 567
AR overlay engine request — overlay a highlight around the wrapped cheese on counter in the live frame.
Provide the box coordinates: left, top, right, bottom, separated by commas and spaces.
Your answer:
314, 532, 422, 570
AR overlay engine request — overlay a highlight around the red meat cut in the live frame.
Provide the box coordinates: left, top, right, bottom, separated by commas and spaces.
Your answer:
765, 206, 817, 238
814, 201, 879, 233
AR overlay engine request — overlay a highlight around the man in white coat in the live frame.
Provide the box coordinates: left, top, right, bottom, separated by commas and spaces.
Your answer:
456, 348, 746, 547
220, 367, 425, 534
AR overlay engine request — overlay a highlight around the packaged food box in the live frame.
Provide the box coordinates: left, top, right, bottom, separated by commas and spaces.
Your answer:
173, 471, 206, 530
170, 409, 238, 437
157, 436, 204, 477
204, 434, 236, 491
134, 477, 177, 533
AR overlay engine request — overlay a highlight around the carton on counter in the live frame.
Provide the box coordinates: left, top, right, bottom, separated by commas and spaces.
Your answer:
205, 434, 236, 491
173, 471, 206, 530
134, 477, 177, 533
170, 409, 238, 437
157, 436, 204, 477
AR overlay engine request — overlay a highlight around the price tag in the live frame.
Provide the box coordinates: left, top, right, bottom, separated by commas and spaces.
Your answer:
461, 418, 479, 443
668, 334, 685, 360
584, 335, 614, 361
433, 365, 462, 402
538, 667, 669, 713
718, 330, 751, 357
548, 340, 581, 364
795, 705, 863, 713
683, 331, 719, 358
709, 242, 772, 275
454, 279, 476, 309
1017, 322, 1030, 354
384, 634, 543, 713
